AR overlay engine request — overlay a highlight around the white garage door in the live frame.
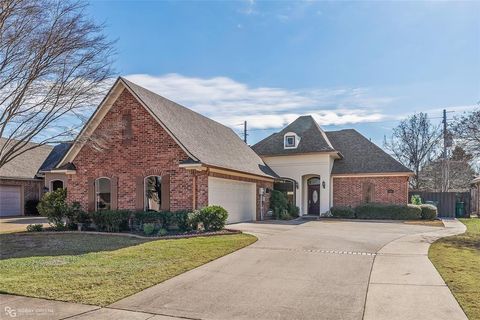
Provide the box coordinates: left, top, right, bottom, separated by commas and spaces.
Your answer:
208, 177, 256, 224
0, 185, 22, 216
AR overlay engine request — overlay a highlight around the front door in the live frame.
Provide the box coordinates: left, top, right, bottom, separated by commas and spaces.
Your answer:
308, 184, 320, 215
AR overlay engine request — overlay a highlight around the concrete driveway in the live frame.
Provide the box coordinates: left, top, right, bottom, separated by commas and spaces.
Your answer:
110, 220, 453, 320
0, 216, 49, 233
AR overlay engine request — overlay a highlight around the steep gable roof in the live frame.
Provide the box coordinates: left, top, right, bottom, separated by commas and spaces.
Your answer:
325, 129, 412, 174
252, 115, 337, 156
59, 77, 275, 178
0, 138, 53, 179
38, 143, 72, 172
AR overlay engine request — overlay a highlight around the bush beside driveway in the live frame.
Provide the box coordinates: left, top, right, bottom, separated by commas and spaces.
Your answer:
429, 218, 480, 320
0, 233, 256, 306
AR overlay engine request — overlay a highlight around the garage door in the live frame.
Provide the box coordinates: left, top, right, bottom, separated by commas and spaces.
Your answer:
0, 185, 22, 216
208, 177, 256, 224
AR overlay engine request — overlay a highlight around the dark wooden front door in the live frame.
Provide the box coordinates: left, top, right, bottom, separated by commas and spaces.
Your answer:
308, 184, 320, 215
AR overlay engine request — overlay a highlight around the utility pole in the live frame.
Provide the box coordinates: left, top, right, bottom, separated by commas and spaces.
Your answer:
243, 120, 248, 144
442, 109, 449, 192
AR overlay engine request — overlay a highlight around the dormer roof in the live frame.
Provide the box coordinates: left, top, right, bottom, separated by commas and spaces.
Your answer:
252, 115, 337, 156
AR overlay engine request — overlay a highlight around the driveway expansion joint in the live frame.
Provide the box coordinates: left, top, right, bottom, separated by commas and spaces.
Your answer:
249, 246, 377, 256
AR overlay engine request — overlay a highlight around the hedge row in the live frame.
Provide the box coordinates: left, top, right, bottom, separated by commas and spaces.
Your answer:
330, 203, 438, 220
88, 206, 228, 234
36, 189, 230, 235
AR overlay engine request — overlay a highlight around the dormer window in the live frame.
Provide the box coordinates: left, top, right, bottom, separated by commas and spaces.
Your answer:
284, 132, 300, 149
285, 135, 295, 147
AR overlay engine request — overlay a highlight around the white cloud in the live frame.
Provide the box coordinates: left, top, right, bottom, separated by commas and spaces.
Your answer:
125, 73, 393, 130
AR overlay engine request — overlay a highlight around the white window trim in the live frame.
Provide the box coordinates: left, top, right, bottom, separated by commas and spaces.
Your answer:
95, 177, 111, 211
50, 179, 64, 191
284, 132, 300, 149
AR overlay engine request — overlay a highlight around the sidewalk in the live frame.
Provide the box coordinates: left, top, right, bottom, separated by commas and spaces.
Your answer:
364, 219, 468, 320
0, 295, 179, 320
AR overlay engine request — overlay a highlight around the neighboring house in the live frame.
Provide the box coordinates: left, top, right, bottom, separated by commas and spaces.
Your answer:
0, 138, 52, 216
252, 116, 413, 215
54, 77, 275, 224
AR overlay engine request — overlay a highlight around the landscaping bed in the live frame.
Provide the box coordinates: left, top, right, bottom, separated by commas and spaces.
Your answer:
0, 232, 257, 306
429, 218, 480, 320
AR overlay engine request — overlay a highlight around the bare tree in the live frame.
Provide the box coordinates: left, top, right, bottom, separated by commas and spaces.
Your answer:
452, 106, 480, 159
384, 112, 441, 190
418, 146, 477, 191
0, 0, 115, 169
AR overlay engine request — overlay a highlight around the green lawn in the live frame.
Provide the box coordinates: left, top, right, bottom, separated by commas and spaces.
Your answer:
0, 233, 256, 306
429, 218, 480, 320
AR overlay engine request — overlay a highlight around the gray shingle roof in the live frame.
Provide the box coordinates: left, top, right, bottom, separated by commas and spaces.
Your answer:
39, 143, 72, 172
325, 129, 412, 174
121, 78, 276, 178
251, 116, 336, 156
0, 138, 53, 179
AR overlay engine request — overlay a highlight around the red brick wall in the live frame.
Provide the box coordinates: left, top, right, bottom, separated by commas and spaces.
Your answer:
68, 89, 195, 212
332, 176, 409, 207
68, 88, 271, 220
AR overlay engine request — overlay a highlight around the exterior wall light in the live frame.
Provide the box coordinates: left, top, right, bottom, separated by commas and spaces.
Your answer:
322, 181, 326, 189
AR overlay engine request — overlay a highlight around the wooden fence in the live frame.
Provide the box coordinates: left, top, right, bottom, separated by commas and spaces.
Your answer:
408, 191, 471, 218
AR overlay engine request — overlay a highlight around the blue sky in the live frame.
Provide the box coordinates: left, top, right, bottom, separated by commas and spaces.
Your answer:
87, 0, 479, 146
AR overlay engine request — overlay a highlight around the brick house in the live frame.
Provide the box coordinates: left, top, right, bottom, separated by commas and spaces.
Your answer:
252, 116, 413, 216
45, 77, 412, 222
53, 78, 275, 223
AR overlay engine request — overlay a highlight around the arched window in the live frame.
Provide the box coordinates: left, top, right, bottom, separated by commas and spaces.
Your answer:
145, 176, 162, 211
307, 177, 320, 186
95, 177, 111, 211
51, 180, 64, 191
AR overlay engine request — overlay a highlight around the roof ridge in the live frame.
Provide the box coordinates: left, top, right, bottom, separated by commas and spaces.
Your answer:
121, 77, 235, 133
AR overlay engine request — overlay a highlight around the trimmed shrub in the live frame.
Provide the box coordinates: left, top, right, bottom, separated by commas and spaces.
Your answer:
198, 205, 228, 231
188, 210, 201, 231
420, 204, 438, 220
26, 224, 43, 232
287, 203, 300, 218
90, 210, 130, 232
173, 210, 191, 232
37, 189, 68, 228
279, 211, 292, 220
25, 200, 40, 216
157, 228, 168, 236
143, 223, 156, 236
330, 206, 355, 219
410, 195, 422, 205
270, 190, 288, 219
65, 202, 89, 228
354, 203, 422, 220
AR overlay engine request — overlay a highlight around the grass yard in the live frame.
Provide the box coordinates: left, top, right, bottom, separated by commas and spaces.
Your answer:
429, 218, 480, 320
0, 232, 256, 306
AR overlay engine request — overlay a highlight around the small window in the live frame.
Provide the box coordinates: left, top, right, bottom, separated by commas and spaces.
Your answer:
285, 135, 295, 147
145, 176, 162, 211
95, 178, 111, 211
51, 180, 64, 191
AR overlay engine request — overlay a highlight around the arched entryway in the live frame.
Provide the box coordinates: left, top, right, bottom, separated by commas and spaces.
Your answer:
307, 177, 320, 215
